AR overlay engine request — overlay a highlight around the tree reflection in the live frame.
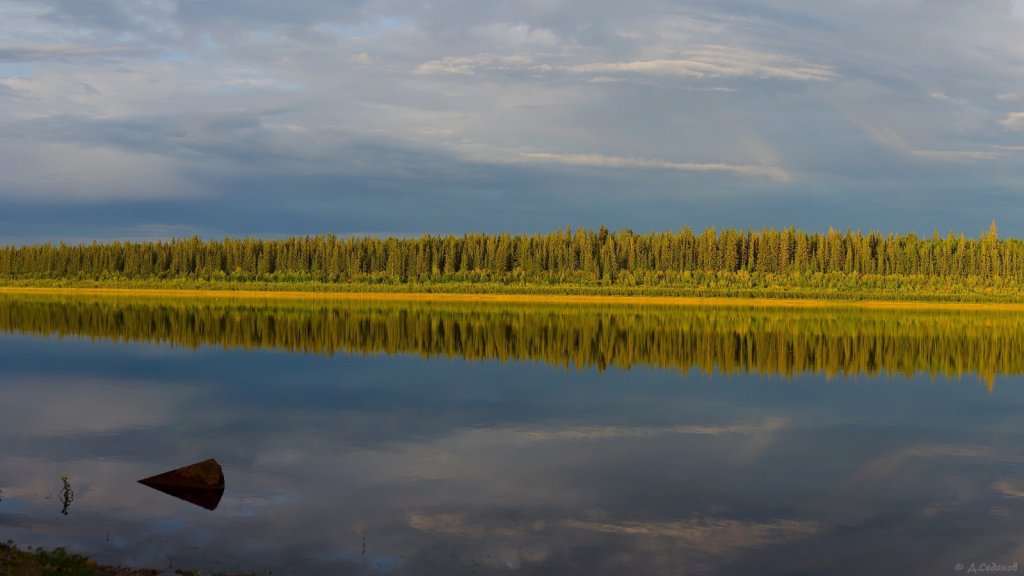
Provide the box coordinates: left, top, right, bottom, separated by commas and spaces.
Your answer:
1, 294, 1020, 388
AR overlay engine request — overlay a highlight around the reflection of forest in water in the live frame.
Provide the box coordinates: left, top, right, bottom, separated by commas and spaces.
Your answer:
1, 294, 1021, 388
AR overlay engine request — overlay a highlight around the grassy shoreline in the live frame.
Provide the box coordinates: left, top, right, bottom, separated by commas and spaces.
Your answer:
5, 275, 1024, 303
4, 283, 1024, 312
0, 541, 259, 576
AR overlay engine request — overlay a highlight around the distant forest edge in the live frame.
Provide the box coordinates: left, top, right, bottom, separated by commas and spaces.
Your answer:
2, 223, 1022, 302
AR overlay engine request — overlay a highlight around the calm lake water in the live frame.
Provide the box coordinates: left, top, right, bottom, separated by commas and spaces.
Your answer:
1, 294, 1023, 575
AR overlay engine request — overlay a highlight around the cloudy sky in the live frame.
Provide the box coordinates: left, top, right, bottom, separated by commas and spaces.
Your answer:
2, 0, 1024, 243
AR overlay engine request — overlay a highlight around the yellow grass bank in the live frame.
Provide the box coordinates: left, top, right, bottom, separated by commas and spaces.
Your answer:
4, 286, 1024, 312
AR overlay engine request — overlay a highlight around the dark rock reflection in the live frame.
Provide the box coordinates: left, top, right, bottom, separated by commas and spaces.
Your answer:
138, 459, 224, 511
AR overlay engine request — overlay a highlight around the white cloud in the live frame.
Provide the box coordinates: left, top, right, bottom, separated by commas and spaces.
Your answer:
569, 45, 835, 82
0, 63, 194, 119
415, 54, 552, 75
910, 149, 1001, 161
1014, 0, 1024, 18
856, 120, 1003, 162
471, 23, 560, 47
349, 52, 374, 65
998, 111, 1024, 131
515, 151, 792, 181
416, 45, 832, 83
996, 92, 1019, 102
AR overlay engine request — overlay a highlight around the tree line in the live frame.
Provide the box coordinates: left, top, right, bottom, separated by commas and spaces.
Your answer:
1, 223, 1018, 285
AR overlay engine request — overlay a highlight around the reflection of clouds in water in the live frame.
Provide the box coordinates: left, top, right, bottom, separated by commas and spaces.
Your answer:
406, 511, 820, 550
839, 443, 1022, 491
206, 417, 804, 569
842, 444, 992, 489
402, 512, 820, 572
839, 443, 1024, 495
7, 412, 789, 571
108, 408, 1015, 571
992, 478, 1024, 500
560, 518, 820, 554
3, 331, 1024, 574
513, 418, 789, 466
406, 512, 552, 569
407, 512, 491, 537
516, 419, 786, 441
0, 376, 198, 436
813, 441, 1024, 536
334, 418, 787, 474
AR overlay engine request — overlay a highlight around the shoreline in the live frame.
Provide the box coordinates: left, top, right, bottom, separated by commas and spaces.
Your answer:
3, 286, 1024, 312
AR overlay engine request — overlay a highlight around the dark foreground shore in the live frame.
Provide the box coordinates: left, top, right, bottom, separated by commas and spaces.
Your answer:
0, 542, 259, 576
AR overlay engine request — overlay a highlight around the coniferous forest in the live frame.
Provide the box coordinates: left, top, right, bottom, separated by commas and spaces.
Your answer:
2, 223, 1023, 301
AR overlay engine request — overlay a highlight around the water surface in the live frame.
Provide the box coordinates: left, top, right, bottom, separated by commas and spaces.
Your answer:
1, 295, 1022, 575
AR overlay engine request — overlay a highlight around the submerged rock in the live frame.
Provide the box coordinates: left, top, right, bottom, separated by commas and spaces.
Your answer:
138, 458, 225, 511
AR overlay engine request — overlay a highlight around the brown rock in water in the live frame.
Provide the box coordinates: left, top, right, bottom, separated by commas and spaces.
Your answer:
138, 458, 225, 511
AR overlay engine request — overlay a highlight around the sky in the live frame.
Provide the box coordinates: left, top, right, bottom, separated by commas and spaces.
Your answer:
1, 0, 1024, 243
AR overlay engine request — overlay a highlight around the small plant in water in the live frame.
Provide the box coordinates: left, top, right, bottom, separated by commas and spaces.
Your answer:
60, 476, 74, 516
